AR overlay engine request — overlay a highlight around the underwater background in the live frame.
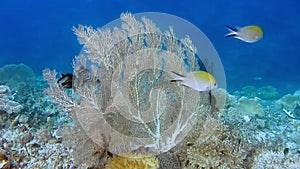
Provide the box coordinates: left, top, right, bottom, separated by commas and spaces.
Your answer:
0, 0, 299, 93
1, 0, 300, 168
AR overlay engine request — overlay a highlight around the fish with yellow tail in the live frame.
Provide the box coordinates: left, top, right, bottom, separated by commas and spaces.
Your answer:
225, 25, 263, 43
170, 71, 217, 92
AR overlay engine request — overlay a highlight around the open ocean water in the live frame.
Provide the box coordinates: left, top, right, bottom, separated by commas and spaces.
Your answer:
1, 0, 299, 93
0, 0, 300, 168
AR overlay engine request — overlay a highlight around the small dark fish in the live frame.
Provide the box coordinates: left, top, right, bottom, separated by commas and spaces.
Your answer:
57, 73, 73, 89
31, 142, 41, 148
186, 142, 194, 146
283, 148, 289, 155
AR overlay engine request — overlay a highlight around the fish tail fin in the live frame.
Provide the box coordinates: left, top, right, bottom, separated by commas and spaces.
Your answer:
225, 25, 237, 37
170, 71, 184, 82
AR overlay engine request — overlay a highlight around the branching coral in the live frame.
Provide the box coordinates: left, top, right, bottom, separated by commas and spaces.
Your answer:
0, 123, 72, 168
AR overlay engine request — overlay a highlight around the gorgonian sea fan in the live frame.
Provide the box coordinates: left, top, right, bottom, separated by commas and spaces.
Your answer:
44, 12, 226, 156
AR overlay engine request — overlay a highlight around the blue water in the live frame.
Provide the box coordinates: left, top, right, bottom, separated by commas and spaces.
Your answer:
0, 0, 299, 94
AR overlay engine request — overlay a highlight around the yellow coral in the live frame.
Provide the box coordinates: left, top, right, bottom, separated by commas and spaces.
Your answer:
105, 153, 159, 169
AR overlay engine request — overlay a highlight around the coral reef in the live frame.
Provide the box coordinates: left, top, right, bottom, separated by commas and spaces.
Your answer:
234, 85, 279, 100
0, 122, 72, 168
0, 64, 63, 129
252, 150, 300, 169
0, 11, 293, 168
105, 153, 159, 169
0, 67, 296, 168
222, 88, 300, 161
0, 85, 23, 114
0, 73, 73, 168
177, 115, 251, 169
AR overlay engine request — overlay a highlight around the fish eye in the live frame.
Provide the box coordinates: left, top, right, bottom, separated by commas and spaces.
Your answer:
214, 82, 217, 86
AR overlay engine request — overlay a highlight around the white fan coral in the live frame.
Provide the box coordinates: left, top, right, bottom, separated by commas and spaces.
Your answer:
43, 12, 220, 157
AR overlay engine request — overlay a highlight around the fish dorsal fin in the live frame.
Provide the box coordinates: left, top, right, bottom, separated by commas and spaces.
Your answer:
226, 25, 238, 32
171, 71, 184, 78
170, 71, 185, 82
